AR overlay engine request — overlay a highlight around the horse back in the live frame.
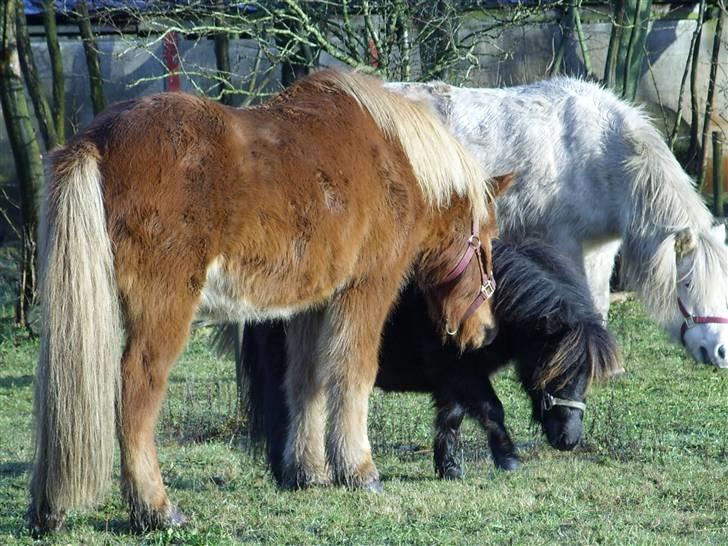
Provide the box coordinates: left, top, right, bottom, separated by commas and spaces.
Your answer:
67, 88, 431, 320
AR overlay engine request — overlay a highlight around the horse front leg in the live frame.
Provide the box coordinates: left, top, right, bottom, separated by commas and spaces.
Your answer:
282, 310, 330, 489
466, 379, 520, 471
583, 239, 622, 322
432, 397, 466, 480
323, 277, 398, 491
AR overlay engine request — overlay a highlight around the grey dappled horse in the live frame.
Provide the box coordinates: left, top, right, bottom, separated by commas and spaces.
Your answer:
389, 77, 728, 368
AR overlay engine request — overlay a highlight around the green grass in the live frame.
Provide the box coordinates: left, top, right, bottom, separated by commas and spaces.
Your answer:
0, 299, 726, 545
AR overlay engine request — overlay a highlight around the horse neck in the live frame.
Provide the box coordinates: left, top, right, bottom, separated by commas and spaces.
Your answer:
618, 115, 716, 323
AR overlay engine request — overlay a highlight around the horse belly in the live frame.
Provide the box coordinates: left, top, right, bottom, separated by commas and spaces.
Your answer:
197, 258, 314, 323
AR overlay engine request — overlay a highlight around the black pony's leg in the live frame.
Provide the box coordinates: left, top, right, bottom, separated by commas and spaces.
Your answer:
242, 321, 289, 484
465, 380, 520, 471
432, 398, 466, 479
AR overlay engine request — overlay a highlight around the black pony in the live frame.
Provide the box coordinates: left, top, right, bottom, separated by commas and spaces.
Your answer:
223, 239, 621, 482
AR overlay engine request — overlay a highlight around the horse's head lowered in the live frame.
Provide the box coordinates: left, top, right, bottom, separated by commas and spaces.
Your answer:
419, 175, 513, 351
493, 239, 623, 451
672, 224, 728, 368
515, 320, 621, 451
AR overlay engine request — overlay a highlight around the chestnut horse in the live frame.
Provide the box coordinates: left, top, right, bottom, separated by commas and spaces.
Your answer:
28, 70, 507, 532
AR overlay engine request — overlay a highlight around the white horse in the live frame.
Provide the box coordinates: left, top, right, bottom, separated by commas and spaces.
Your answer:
389, 77, 728, 368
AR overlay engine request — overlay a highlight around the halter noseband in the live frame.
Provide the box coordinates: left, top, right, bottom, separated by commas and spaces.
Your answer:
542, 392, 586, 413
677, 298, 728, 346
436, 218, 496, 336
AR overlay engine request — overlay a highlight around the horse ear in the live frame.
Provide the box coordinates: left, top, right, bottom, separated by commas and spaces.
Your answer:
492, 173, 515, 197
674, 227, 698, 258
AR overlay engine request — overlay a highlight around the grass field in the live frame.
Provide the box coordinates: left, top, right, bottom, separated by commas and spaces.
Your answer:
0, 298, 726, 545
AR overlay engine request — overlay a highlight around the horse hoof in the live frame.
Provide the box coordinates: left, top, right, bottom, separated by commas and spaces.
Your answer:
168, 505, 187, 527
130, 503, 187, 532
282, 467, 331, 490
494, 456, 521, 471
438, 465, 463, 480
364, 479, 383, 493
27, 506, 66, 536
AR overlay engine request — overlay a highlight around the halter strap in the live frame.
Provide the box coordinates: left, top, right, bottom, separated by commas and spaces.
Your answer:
439, 218, 481, 286
677, 298, 728, 346
542, 392, 586, 413
436, 219, 496, 336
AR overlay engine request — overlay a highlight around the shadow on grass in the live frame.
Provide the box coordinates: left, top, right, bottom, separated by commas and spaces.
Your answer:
0, 375, 33, 389
84, 515, 133, 535
0, 461, 30, 477
379, 473, 440, 484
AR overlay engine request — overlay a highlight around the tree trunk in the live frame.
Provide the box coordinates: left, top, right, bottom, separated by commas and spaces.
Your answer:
76, 0, 105, 115
604, 0, 625, 86
608, 0, 653, 98
213, 2, 233, 106
697, 5, 724, 190
687, 0, 707, 172
712, 131, 724, 215
1, 0, 43, 326
41, 0, 64, 143
622, 0, 652, 100
15, 4, 57, 150
214, 31, 232, 105
572, 0, 592, 75
276, 16, 313, 88
418, 1, 457, 81
551, 1, 575, 77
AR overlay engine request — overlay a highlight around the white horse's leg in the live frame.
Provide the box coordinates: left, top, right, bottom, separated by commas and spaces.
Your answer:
583, 240, 622, 322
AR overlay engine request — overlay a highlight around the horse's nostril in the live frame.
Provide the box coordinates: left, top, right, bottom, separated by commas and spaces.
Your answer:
700, 347, 710, 364
718, 345, 726, 360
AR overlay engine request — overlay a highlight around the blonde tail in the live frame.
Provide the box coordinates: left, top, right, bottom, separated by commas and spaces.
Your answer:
29, 142, 122, 530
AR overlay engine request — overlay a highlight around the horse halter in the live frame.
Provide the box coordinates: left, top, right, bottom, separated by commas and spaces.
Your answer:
435, 218, 496, 336
542, 392, 586, 413
677, 298, 728, 346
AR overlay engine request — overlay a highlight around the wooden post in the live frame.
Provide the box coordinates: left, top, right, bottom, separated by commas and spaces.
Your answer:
713, 131, 724, 216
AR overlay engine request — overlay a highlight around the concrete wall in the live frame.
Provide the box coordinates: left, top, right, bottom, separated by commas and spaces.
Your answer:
1, 9, 726, 240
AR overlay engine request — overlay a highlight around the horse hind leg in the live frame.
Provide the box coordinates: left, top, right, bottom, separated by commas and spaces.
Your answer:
118, 293, 198, 531
282, 310, 331, 489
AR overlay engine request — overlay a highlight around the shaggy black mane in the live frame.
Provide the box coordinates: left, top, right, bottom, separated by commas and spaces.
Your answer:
492, 239, 602, 330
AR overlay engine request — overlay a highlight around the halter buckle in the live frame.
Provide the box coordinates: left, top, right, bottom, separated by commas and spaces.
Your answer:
684, 314, 695, 329
481, 279, 495, 299
542, 393, 555, 411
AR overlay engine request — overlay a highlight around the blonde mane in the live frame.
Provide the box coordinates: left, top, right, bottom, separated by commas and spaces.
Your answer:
314, 70, 493, 224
